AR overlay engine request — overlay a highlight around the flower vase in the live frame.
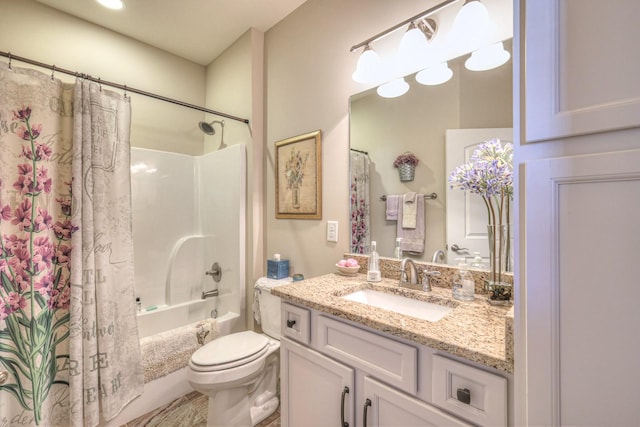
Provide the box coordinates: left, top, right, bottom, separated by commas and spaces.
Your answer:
292, 187, 300, 209
398, 164, 415, 182
485, 224, 513, 305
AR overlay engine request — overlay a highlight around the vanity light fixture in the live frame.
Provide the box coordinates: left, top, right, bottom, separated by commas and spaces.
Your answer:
350, 0, 459, 85
416, 61, 453, 85
465, 41, 510, 71
97, 0, 125, 10
377, 77, 410, 98
397, 19, 438, 75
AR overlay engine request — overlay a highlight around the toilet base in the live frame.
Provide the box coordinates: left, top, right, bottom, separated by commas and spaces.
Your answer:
194, 342, 279, 427
250, 394, 279, 426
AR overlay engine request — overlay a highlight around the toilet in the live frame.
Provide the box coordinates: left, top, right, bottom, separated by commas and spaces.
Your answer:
188, 279, 284, 426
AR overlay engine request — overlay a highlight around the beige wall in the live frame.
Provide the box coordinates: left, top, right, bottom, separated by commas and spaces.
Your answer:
265, 0, 512, 277
264, 0, 433, 278
0, 0, 207, 155
204, 29, 265, 327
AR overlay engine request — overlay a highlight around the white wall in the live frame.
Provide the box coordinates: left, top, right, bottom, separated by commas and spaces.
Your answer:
0, 0, 207, 155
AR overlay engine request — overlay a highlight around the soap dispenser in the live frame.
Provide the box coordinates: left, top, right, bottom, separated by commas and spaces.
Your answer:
470, 252, 487, 270
393, 238, 403, 259
452, 258, 475, 301
367, 241, 381, 282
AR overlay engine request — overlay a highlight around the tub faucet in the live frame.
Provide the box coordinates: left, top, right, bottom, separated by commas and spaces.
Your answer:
399, 258, 419, 285
201, 289, 219, 300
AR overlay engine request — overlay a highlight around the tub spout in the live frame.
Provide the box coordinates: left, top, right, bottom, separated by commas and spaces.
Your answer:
201, 289, 219, 299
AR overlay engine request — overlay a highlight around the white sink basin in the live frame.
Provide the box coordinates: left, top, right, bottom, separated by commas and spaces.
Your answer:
341, 289, 453, 322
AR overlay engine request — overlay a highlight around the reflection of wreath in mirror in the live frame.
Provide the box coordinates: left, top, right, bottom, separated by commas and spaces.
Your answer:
393, 152, 419, 167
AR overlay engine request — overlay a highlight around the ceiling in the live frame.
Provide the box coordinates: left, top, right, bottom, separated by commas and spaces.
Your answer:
36, 0, 308, 65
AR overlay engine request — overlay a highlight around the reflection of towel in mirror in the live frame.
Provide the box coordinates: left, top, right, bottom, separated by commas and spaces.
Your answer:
402, 192, 418, 229
397, 194, 425, 254
385, 195, 401, 220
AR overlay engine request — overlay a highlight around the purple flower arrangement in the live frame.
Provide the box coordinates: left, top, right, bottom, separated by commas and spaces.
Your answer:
448, 138, 513, 224
449, 138, 513, 290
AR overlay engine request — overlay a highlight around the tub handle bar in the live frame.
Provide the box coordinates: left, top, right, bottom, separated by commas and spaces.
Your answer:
201, 289, 219, 299
205, 262, 222, 282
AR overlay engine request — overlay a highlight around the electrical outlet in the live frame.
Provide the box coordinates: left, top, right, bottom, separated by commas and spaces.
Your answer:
327, 221, 338, 242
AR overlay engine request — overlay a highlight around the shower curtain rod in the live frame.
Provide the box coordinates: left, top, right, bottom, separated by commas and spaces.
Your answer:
0, 50, 250, 125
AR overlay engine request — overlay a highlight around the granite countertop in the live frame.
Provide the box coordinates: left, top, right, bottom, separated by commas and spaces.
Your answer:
273, 273, 514, 373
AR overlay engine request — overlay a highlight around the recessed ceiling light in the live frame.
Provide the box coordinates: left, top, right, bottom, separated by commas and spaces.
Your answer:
97, 0, 124, 10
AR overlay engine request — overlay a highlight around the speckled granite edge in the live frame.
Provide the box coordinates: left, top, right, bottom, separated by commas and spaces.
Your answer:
274, 273, 514, 373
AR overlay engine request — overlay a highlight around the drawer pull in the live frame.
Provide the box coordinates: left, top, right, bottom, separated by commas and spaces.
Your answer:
286, 319, 296, 328
341, 386, 349, 427
457, 387, 471, 405
362, 398, 372, 427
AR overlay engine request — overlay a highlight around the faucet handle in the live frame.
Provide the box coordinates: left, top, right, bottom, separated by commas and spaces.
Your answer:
421, 269, 441, 292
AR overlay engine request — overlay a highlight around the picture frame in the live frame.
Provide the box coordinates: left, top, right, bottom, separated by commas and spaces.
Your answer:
275, 130, 322, 219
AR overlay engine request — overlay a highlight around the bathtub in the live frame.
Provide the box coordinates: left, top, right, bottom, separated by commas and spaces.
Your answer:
102, 306, 240, 426
136, 297, 238, 339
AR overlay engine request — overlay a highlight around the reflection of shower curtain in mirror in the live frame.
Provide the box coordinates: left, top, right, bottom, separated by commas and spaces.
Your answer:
349, 150, 370, 254
0, 62, 142, 426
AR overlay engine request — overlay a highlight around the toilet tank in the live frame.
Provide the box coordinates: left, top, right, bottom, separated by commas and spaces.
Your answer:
255, 281, 283, 339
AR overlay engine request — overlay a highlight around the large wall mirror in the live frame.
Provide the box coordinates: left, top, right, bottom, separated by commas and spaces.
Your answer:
349, 40, 512, 264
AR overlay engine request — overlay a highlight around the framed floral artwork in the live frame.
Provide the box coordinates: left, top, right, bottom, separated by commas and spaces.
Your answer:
275, 130, 322, 219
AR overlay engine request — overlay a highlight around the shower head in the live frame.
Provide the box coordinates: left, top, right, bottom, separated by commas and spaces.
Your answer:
198, 119, 225, 136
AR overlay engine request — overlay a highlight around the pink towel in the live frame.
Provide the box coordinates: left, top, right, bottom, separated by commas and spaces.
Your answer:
396, 194, 425, 254
385, 195, 401, 220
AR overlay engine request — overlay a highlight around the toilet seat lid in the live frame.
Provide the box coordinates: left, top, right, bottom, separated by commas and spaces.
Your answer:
191, 330, 269, 367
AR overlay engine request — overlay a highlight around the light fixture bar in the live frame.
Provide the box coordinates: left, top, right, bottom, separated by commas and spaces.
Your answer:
349, 0, 461, 52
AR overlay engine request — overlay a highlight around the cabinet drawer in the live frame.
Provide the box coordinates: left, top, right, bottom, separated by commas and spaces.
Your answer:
281, 302, 310, 345
316, 315, 417, 393
432, 355, 507, 427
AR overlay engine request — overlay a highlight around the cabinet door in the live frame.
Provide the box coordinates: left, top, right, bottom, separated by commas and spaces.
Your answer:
362, 377, 471, 427
525, 0, 640, 142
524, 149, 640, 425
281, 337, 355, 427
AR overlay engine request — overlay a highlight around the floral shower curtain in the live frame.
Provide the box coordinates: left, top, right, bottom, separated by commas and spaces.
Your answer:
0, 63, 142, 426
349, 150, 370, 254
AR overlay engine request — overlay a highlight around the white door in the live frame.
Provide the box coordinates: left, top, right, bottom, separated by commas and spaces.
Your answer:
362, 376, 472, 427
280, 337, 355, 427
445, 128, 513, 265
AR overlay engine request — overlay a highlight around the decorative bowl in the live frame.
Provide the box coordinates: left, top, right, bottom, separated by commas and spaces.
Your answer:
336, 264, 360, 276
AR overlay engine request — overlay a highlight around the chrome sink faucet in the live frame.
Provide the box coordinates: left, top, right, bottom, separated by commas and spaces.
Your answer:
399, 258, 419, 285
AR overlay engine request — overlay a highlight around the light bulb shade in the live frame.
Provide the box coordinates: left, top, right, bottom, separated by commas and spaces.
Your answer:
352, 46, 382, 84
450, 0, 491, 51
399, 25, 429, 57
416, 62, 453, 85
465, 41, 510, 71
377, 78, 410, 98
97, 0, 124, 9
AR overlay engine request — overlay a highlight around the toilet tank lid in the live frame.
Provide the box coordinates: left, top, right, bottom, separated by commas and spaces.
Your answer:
191, 331, 269, 366
254, 276, 292, 292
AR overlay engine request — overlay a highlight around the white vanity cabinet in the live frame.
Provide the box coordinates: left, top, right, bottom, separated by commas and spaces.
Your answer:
280, 302, 509, 427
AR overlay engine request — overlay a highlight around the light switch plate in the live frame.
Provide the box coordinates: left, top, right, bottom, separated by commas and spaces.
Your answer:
327, 221, 338, 242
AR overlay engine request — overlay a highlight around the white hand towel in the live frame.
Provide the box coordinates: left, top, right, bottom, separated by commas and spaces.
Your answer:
385, 195, 401, 220
397, 194, 425, 254
402, 192, 418, 229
